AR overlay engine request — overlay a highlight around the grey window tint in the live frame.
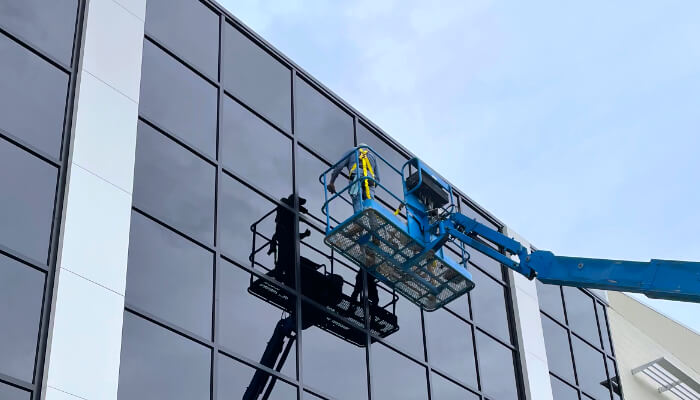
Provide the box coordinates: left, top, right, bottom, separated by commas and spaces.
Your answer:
0, 138, 57, 263
458, 205, 503, 280
469, 267, 511, 343
475, 331, 519, 400
133, 121, 215, 244
537, 280, 565, 322
0, 382, 30, 400
541, 314, 575, 383
0, 255, 44, 382
139, 40, 217, 157
563, 287, 601, 346
217, 354, 297, 400
371, 344, 427, 400
424, 309, 477, 387
126, 212, 214, 338
375, 289, 423, 359
0, 33, 68, 158
302, 304, 367, 400
550, 375, 579, 400
295, 78, 353, 160
430, 373, 479, 400
145, 0, 218, 78
297, 146, 352, 225
571, 336, 608, 399
444, 285, 470, 321
0, 0, 77, 65
596, 303, 613, 356
356, 124, 407, 201
221, 96, 292, 198
606, 357, 621, 400
224, 24, 291, 132
218, 260, 296, 378
118, 312, 211, 400
218, 174, 279, 266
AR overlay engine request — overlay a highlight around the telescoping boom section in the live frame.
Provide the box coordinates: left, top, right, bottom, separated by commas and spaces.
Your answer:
319, 146, 700, 311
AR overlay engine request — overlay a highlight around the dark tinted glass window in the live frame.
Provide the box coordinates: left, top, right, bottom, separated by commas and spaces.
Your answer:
431, 372, 479, 400
0, 33, 68, 158
356, 124, 407, 201
0, 0, 77, 65
139, 40, 217, 157
221, 96, 292, 198
475, 331, 518, 400
133, 121, 216, 244
217, 354, 297, 400
0, 255, 44, 382
551, 375, 579, 400
302, 304, 367, 400
537, 280, 565, 322
126, 212, 214, 338
563, 287, 600, 346
118, 313, 211, 400
596, 302, 612, 356
295, 78, 353, 160
424, 310, 477, 387
0, 138, 57, 263
571, 336, 608, 399
145, 0, 219, 78
296, 146, 352, 225
224, 24, 291, 132
469, 267, 510, 342
218, 260, 296, 378
541, 314, 575, 383
375, 289, 424, 359
0, 382, 30, 400
370, 344, 427, 400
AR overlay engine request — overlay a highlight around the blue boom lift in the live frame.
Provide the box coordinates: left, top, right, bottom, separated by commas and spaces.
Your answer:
320, 146, 700, 311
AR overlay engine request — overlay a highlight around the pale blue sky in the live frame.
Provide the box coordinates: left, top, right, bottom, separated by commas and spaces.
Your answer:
221, 1, 700, 332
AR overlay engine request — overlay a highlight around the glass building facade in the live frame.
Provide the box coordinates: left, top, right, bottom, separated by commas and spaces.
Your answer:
0, 1, 623, 399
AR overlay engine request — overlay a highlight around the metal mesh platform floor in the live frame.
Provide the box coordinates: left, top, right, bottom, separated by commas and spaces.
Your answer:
325, 207, 474, 311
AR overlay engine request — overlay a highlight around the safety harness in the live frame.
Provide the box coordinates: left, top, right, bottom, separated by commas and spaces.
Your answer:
349, 148, 375, 199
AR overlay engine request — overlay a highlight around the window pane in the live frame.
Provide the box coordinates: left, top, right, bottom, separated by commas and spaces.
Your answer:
126, 212, 214, 338
536, 280, 565, 322
424, 309, 477, 387
550, 375, 579, 400
224, 24, 291, 132
296, 146, 352, 225
563, 287, 601, 347
596, 303, 613, 356
571, 336, 608, 400
370, 344, 428, 400
139, 40, 217, 157
475, 331, 519, 400
217, 354, 297, 400
0, 0, 77, 65
302, 304, 368, 400
0, 138, 57, 263
356, 124, 407, 201
541, 314, 575, 383
133, 121, 215, 244
0, 254, 45, 382
145, 0, 218, 78
0, 32, 68, 158
375, 288, 424, 360
430, 372, 479, 400
470, 267, 511, 343
294, 78, 353, 161
221, 96, 292, 198
0, 382, 30, 400
606, 357, 621, 400
218, 260, 296, 378
118, 313, 211, 400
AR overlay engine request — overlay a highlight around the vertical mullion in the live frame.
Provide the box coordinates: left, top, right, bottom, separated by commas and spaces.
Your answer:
291, 69, 304, 400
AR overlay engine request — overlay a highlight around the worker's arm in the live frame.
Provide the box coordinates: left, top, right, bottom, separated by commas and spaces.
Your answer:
328, 150, 353, 192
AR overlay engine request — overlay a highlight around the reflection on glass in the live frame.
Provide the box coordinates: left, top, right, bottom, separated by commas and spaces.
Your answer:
475, 330, 519, 400
606, 357, 622, 400
126, 211, 214, 339
430, 372, 479, 400
370, 344, 428, 400
118, 312, 211, 400
0, 137, 57, 263
375, 286, 424, 359
133, 121, 216, 244
469, 267, 511, 342
536, 280, 565, 322
424, 309, 477, 387
217, 354, 297, 400
0, 254, 45, 382
145, 0, 219, 78
571, 336, 608, 399
550, 375, 579, 400
0, 0, 78, 65
563, 287, 601, 346
596, 303, 613, 356
541, 314, 575, 383
0, 381, 30, 400
0, 33, 69, 158
296, 146, 352, 225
